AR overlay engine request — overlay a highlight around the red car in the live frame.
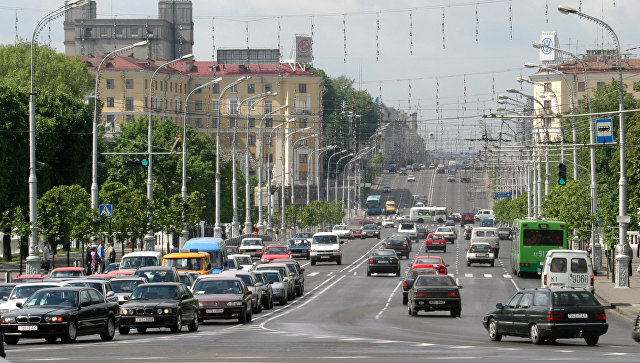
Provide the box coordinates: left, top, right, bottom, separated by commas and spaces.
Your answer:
49, 267, 86, 279
360, 219, 380, 226
11, 274, 46, 283
411, 256, 449, 275
350, 229, 364, 239
425, 233, 447, 253
260, 246, 291, 263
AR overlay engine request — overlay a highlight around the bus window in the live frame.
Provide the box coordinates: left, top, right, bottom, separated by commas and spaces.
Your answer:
523, 229, 564, 247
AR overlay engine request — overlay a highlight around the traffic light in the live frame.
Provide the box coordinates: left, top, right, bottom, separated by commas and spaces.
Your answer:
126, 158, 148, 167
557, 163, 567, 185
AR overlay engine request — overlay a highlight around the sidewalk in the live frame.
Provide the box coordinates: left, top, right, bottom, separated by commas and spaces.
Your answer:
594, 272, 640, 323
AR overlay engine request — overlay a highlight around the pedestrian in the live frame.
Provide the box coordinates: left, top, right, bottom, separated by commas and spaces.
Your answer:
97, 240, 105, 273
106, 241, 116, 266
41, 241, 51, 273
623, 242, 633, 277
225, 224, 232, 239
90, 246, 99, 275
585, 242, 592, 258
85, 242, 92, 274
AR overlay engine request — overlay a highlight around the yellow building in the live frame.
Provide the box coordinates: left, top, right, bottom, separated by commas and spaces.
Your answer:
84, 56, 323, 203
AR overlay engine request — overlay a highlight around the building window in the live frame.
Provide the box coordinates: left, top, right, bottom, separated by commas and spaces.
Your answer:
106, 79, 115, 89
85, 28, 92, 38
543, 82, 552, 92
298, 138, 308, 146
578, 81, 586, 92
230, 118, 236, 128
169, 82, 173, 92
106, 114, 115, 124
266, 153, 273, 163
125, 97, 134, 111
299, 83, 307, 93
144, 79, 148, 90
195, 118, 203, 128
100, 27, 107, 36
248, 118, 255, 127
194, 101, 202, 111
248, 135, 256, 145
265, 118, 273, 128
299, 154, 308, 164
125, 79, 134, 89
248, 84, 255, 94
299, 118, 307, 128
543, 100, 551, 112
212, 83, 220, 93
298, 171, 308, 181
265, 135, 272, 145
597, 81, 605, 89
115, 26, 123, 35
249, 101, 257, 111
131, 27, 138, 36
126, 115, 133, 123
106, 97, 114, 107
212, 101, 219, 111
265, 84, 272, 93
228, 98, 239, 114
212, 117, 219, 128
230, 84, 238, 93
194, 84, 202, 94
159, 81, 163, 91
577, 99, 584, 110
265, 100, 273, 114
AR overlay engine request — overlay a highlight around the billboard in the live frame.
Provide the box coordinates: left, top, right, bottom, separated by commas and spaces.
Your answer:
295, 35, 313, 63
539, 31, 558, 62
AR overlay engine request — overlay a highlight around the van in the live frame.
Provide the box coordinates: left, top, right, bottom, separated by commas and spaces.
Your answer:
541, 249, 594, 293
162, 250, 212, 275
183, 237, 228, 273
119, 251, 164, 271
310, 232, 343, 266
470, 227, 500, 257
398, 223, 418, 241
475, 209, 495, 222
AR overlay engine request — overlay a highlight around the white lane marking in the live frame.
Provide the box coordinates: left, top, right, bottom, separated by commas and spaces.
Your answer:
328, 272, 334, 276
510, 277, 520, 291
465, 273, 473, 277
503, 274, 512, 279
483, 274, 492, 278
340, 337, 365, 341
413, 343, 435, 347
307, 272, 319, 277
375, 281, 402, 320
344, 242, 384, 273
353, 271, 357, 276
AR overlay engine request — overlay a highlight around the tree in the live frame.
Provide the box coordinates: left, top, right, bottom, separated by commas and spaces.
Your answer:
542, 181, 592, 240
98, 181, 148, 254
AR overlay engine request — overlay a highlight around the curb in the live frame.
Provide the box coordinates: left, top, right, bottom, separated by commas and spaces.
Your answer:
594, 290, 638, 324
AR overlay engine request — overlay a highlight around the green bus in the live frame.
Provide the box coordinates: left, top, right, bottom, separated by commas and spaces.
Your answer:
511, 219, 568, 276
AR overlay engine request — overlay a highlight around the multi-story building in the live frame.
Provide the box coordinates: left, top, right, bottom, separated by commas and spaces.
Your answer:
65, 0, 193, 60
83, 55, 323, 204
379, 104, 426, 167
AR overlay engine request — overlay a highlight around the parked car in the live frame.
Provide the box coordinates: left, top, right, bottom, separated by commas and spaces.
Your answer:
407, 275, 462, 317
178, 271, 197, 287
119, 251, 163, 271
256, 270, 288, 305
133, 266, 181, 283
482, 288, 610, 345
119, 282, 199, 333
366, 249, 400, 276
65, 279, 118, 303
0, 282, 69, 317
401, 268, 439, 304
0, 286, 119, 344
218, 271, 263, 313
383, 237, 411, 259
254, 264, 295, 301
268, 259, 305, 297
425, 233, 447, 253
0, 283, 17, 301
252, 270, 275, 310
466, 243, 495, 267
411, 256, 448, 275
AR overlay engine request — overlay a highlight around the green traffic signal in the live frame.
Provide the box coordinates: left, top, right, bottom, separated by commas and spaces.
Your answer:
141, 159, 149, 167
557, 163, 567, 185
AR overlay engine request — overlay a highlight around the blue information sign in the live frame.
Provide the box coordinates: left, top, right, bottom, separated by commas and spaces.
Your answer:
99, 204, 113, 219
596, 118, 613, 144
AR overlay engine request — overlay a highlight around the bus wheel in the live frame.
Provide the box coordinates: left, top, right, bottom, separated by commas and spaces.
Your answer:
418, 218, 424, 223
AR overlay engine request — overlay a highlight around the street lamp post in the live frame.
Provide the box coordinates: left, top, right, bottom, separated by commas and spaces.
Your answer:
559, 4, 629, 287
281, 127, 311, 240
335, 153, 354, 206
214, 77, 248, 238
257, 105, 288, 234
265, 120, 292, 235
27, 0, 88, 274
326, 150, 347, 202
181, 78, 222, 247
347, 147, 372, 225
145, 52, 193, 251
292, 133, 318, 205
309, 145, 336, 205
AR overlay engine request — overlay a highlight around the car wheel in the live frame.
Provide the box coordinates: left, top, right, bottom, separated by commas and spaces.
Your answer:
490, 261, 495, 267
188, 311, 199, 332
411, 305, 418, 316
4, 335, 19, 345
307, 253, 310, 260
336, 257, 342, 265
282, 296, 288, 305
529, 324, 542, 345
584, 335, 599, 346
444, 248, 447, 253
238, 306, 247, 323
252, 300, 259, 313
395, 269, 400, 277
310, 260, 316, 266
402, 295, 408, 305
407, 304, 412, 315
367, 269, 371, 276
171, 312, 183, 333
100, 316, 116, 341
45, 336, 58, 343
61, 319, 78, 343
119, 327, 130, 335
136, 327, 147, 334
488, 318, 502, 341
269, 296, 274, 309
451, 308, 461, 317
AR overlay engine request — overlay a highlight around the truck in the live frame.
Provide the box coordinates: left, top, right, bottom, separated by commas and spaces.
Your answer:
460, 212, 475, 226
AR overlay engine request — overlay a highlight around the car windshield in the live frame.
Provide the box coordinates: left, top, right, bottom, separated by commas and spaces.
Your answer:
258, 266, 287, 277
363, 225, 377, 230
437, 227, 452, 233
50, 270, 83, 278
414, 276, 456, 287
387, 239, 405, 245
179, 275, 193, 285
253, 273, 266, 284
333, 226, 347, 231
121, 256, 158, 269
242, 239, 262, 246
67, 281, 104, 293
313, 235, 338, 244
194, 280, 243, 295
350, 229, 361, 233
235, 275, 254, 287
428, 235, 443, 240
227, 259, 238, 269
110, 280, 144, 293
400, 223, 415, 230
265, 247, 288, 254
415, 258, 442, 265
0, 285, 15, 298
408, 269, 438, 278
227, 247, 239, 254
417, 228, 427, 233
234, 256, 253, 265
262, 272, 282, 283
552, 291, 600, 306
131, 285, 180, 300
23, 290, 78, 307
371, 250, 395, 257
10, 285, 59, 300
470, 244, 491, 252
296, 233, 313, 238
134, 270, 176, 283
163, 258, 204, 271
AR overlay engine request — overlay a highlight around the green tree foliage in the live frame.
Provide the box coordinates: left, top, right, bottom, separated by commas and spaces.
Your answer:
494, 194, 528, 226
541, 181, 592, 240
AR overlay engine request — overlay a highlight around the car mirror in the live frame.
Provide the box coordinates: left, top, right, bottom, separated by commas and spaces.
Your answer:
2, 296, 7, 301
107, 291, 115, 297
299, 268, 305, 273
268, 281, 273, 285
81, 301, 91, 307
445, 264, 450, 267
496, 303, 504, 309
123, 295, 129, 301
15, 302, 22, 308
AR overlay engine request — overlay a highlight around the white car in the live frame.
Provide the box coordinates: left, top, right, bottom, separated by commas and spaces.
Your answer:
466, 242, 495, 267
239, 237, 265, 259
381, 218, 395, 228
310, 232, 343, 265
0, 282, 69, 316
228, 254, 254, 271
407, 175, 416, 182
435, 226, 457, 243
398, 222, 418, 240
332, 224, 352, 239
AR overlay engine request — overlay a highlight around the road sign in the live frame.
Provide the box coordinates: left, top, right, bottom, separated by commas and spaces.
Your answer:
493, 192, 512, 199
616, 215, 631, 224
596, 118, 613, 144
99, 204, 113, 219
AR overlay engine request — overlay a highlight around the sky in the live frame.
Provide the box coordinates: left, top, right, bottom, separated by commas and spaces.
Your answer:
0, 0, 638, 153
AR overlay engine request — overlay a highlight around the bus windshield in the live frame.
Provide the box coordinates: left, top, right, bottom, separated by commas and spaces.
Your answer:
523, 229, 564, 247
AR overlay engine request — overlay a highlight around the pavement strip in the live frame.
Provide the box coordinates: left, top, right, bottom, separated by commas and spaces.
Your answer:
375, 281, 403, 320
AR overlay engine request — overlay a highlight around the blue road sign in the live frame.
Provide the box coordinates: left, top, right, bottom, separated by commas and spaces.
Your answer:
596, 118, 613, 144
493, 192, 512, 199
99, 204, 113, 219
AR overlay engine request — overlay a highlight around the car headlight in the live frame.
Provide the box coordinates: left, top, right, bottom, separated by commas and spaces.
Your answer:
156, 308, 163, 315
227, 301, 242, 306
163, 308, 172, 314
120, 308, 132, 315
1, 317, 15, 324
46, 316, 64, 323
334, 249, 341, 253
261, 258, 269, 263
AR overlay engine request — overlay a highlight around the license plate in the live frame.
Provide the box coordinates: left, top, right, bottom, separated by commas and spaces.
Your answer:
18, 325, 38, 331
377, 260, 388, 263
135, 317, 154, 323
567, 313, 588, 319
206, 309, 223, 314
429, 300, 445, 305
479, 254, 488, 257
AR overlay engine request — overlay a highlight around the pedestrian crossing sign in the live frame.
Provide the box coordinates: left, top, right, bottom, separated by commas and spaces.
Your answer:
99, 204, 113, 218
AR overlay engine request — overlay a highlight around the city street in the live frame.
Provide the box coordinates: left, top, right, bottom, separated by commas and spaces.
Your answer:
5, 169, 637, 362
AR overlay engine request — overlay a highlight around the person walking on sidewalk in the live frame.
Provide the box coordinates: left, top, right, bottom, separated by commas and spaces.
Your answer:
41, 241, 51, 273
105, 241, 116, 266
96, 240, 105, 273
85, 242, 92, 275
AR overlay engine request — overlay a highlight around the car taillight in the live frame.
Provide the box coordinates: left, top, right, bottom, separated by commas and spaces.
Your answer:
369, 258, 374, 263
402, 281, 408, 289
546, 311, 563, 321
593, 310, 606, 320
447, 291, 459, 297
414, 291, 427, 297
468, 247, 472, 253
590, 275, 594, 287
392, 258, 398, 264
543, 274, 547, 286
520, 263, 530, 267
437, 265, 446, 274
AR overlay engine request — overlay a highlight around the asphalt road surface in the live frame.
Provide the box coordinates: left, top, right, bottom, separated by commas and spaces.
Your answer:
5, 169, 639, 362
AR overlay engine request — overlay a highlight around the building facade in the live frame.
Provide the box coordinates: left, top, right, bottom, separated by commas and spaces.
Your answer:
84, 56, 323, 203
65, 0, 194, 60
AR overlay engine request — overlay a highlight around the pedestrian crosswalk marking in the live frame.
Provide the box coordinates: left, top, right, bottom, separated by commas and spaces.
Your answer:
308, 272, 319, 276
465, 273, 473, 277
483, 273, 492, 278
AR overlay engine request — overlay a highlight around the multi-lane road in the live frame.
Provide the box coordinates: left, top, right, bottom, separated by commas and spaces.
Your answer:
5, 169, 639, 362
